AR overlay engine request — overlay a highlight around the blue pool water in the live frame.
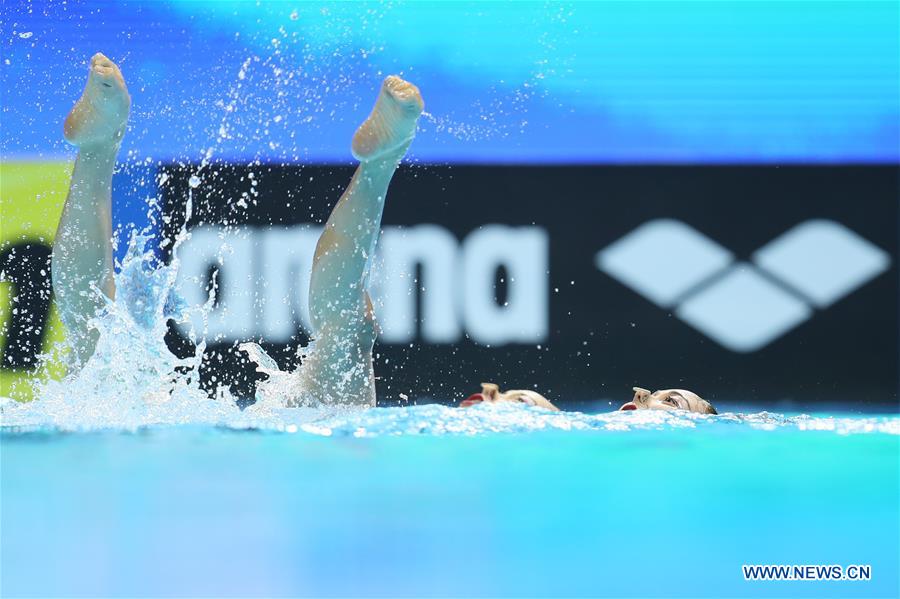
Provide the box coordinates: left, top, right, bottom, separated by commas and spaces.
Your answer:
2, 406, 898, 598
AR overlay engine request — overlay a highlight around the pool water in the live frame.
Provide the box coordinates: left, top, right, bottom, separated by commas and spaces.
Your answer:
2, 406, 898, 598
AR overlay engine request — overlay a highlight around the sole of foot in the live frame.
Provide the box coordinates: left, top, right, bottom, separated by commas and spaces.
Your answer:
351, 75, 424, 162
64, 52, 131, 148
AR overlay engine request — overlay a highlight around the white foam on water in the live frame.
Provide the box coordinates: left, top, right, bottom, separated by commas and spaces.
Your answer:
0, 220, 370, 432
278, 403, 900, 437
0, 230, 235, 432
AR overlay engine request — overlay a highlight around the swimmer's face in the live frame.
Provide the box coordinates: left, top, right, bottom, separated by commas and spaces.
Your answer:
460, 382, 560, 411
619, 387, 717, 415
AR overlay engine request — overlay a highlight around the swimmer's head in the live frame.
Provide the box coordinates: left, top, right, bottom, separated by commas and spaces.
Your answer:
460, 383, 560, 411
619, 387, 717, 415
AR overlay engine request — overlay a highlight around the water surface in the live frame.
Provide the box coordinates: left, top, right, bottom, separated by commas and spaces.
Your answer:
3, 406, 898, 598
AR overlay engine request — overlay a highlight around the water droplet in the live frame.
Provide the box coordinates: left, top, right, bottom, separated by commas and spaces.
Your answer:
188, 175, 201, 188
289, 10, 299, 20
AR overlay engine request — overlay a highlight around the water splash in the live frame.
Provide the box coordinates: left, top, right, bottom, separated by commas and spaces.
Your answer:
0, 228, 244, 431
0, 212, 366, 431
239, 340, 321, 412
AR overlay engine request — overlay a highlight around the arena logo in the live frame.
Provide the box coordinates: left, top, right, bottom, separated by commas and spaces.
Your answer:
596, 219, 891, 352
175, 224, 549, 345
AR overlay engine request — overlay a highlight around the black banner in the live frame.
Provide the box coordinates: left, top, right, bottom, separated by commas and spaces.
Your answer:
159, 164, 898, 411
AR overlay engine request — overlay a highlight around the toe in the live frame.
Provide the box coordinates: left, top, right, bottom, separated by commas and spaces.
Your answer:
382, 76, 423, 108
90, 52, 110, 66
383, 75, 411, 94
89, 53, 121, 79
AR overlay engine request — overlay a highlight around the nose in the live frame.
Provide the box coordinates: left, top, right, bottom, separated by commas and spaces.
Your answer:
460, 393, 485, 408
619, 401, 638, 411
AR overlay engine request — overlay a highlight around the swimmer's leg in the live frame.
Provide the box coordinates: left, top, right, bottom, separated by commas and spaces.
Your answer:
51, 53, 130, 366
305, 76, 423, 407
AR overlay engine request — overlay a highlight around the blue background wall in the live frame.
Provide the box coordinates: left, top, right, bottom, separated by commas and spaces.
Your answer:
2, 0, 898, 164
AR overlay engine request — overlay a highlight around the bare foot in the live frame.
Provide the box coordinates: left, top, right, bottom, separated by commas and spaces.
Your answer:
351, 75, 424, 162
64, 53, 130, 148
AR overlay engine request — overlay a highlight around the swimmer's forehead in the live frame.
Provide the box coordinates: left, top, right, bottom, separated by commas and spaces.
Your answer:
655, 388, 715, 413
654, 388, 702, 401
505, 389, 548, 401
